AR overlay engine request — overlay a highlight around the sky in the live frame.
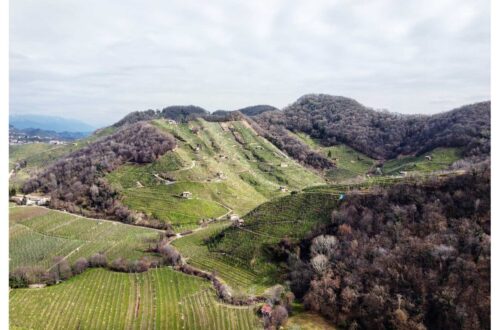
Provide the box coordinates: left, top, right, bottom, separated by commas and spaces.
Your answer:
10, 0, 490, 127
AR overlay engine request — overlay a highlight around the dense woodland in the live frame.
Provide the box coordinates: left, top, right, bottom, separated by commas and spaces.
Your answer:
286, 167, 490, 329
254, 94, 490, 162
22, 122, 176, 226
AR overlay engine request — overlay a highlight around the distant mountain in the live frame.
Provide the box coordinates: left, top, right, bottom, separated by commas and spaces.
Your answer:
9, 125, 90, 142
10, 114, 96, 133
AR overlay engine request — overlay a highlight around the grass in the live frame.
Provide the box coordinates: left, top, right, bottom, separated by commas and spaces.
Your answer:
108, 118, 325, 231
121, 186, 228, 231
381, 147, 461, 175
292, 132, 376, 181
286, 303, 336, 330
9, 206, 160, 270
10, 267, 260, 330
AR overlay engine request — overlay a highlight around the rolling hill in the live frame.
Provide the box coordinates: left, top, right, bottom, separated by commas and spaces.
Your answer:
9, 94, 491, 329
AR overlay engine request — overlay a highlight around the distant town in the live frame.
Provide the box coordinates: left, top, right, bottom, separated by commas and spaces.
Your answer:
9, 125, 86, 145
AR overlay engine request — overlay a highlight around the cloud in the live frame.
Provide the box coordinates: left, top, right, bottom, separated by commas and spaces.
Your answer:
10, 0, 490, 126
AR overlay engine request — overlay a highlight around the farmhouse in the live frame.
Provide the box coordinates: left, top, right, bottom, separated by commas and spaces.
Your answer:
15, 194, 50, 206
166, 119, 177, 125
425, 155, 432, 161
216, 172, 226, 180
280, 162, 288, 168
180, 191, 192, 199
279, 186, 288, 192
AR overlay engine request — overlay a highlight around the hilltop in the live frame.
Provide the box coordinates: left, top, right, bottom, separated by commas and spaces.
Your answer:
11, 94, 490, 231
253, 94, 490, 161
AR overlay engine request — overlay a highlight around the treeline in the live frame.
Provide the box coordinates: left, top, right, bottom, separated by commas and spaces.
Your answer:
10, 233, 180, 288
285, 167, 490, 329
114, 104, 278, 127
22, 122, 176, 227
254, 94, 490, 160
113, 105, 209, 126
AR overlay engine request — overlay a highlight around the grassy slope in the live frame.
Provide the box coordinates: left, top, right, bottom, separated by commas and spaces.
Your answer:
292, 132, 376, 181
291, 132, 461, 180
108, 118, 325, 231
173, 192, 339, 295
9, 206, 160, 270
10, 268, 260, 330
381, 147, 461, 175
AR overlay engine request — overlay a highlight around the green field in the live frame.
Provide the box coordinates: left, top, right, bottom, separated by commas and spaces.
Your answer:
381, 147, 461, 175
10, 267, 260, 330
9, 206, 160, 271
108, 118, 325, 231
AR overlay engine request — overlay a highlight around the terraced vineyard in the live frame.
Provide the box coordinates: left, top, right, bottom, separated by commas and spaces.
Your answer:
9, 206, 160, 270
10, 267, 260, 330
171, 192, 339, 296
108, 118, 325, 231
207, 193, 339, 279
172, 221, 268, 295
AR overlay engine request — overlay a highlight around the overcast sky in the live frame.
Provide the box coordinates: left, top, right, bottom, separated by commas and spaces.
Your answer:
10, 0, 490, 127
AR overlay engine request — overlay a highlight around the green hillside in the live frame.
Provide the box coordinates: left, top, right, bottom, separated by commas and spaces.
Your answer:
381, 147, 461, 175
10, 206, 160, 271
107, 118, 325, 231
10, 267, 260, 330
172, 192, 339, 295
292, 132, 376, 180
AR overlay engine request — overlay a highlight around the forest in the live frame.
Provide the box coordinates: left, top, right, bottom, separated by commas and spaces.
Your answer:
254, 94, 490, 162
286, 165, 490, 329
21, 122, 176, 226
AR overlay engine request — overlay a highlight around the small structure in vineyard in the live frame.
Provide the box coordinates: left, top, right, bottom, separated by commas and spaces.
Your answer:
180, 191, 192, 199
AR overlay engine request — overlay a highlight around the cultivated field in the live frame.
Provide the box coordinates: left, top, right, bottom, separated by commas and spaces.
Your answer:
172, 192, 339, 295
172, 221, 268, 295
10, 267, 260, 330
9, 206, 160, 271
